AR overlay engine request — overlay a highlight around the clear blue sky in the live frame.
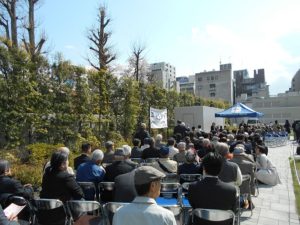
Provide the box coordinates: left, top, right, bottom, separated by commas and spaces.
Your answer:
38, 0, 300, 95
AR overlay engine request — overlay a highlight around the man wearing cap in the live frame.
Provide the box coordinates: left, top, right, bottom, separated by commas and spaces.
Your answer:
151, 146, 177, 174
104, 148, 136, 182
113, 166, 177, 225
230, 146, 256, 195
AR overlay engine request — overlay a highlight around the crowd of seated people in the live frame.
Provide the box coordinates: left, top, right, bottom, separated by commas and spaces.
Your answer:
0, 120, 283, 225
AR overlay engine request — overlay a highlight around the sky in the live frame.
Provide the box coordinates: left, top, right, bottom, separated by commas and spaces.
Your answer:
37, 0, 300, 95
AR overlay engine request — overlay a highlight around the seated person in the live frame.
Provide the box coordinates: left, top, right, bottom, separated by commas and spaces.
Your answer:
215, 143, 242, 187
104, 149, 136, 182
173, 142, 187, 164
188, 152, 237, 225
130, 139, 142, 159
255, 145, 281, 185
0, 160, 33, 222
230, 146, 256, 195
103, 141, 115, 164
151, 146, 177, 174
114, 170, 137, 202
0, 204, 19, 225
113, 166, 176, 225
76, 149, 106, 200
43, 147, 74, 175
141, 138, 160, 159
40, 151, 84, 202
178, 150, 201, 175
74, 143, 91, 170
40, 152, 84, 225
0, 160, 33, 201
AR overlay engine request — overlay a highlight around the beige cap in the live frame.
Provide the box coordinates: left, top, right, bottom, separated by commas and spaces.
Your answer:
134, 166, 165, 185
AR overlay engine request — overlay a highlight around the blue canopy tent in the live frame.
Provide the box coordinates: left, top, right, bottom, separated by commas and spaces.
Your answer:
215, 102, 263, 118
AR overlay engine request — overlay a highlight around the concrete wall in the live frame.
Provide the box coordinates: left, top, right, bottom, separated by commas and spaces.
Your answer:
174, 106, 225, 132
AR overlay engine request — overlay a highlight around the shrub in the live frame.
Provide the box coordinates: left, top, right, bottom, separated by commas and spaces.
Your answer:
12, 164, 42, 187
26, 143, 64, 165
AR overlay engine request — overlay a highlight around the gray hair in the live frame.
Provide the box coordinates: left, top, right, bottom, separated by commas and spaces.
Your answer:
155, 134, 163, 141
57, 147, 70, 156
203, 138, 210, 146
177, 142, 186, 149
92, 149, 104, 162
215, 142, 229, 157
227, 134, 234, 141
122, 145, 132, 156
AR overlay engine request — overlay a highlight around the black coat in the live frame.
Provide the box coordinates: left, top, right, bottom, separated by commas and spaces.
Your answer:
187, 177, 237, 225
40, 168, 83, 202
114, 171, 137, 202
74, 154, 90, 170
104, 161, 135, 182
141, 147, 160, 159
0, 176, 32, 200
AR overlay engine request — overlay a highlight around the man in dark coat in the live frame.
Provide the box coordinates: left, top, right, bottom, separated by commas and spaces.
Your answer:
104, 149, 136, 182
188, 152, 237, 225
74, 143, 91, 170
114, 170, 137, 202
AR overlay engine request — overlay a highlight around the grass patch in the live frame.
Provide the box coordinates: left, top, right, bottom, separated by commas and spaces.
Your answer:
290, 158, 300, 214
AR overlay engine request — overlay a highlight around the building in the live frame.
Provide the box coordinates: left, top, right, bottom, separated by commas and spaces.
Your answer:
289, 69, 300, 92
149, 62, 176, 91
245, 92, 300, 124
175, 106, 225, 132
195, 63, 233, 103
176, 75, 195, 94
234, 68, 269, 100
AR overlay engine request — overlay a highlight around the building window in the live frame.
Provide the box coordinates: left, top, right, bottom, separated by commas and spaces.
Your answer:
207, 77, 210, 80
209, 84, 216, 88
215, 76, 218, 80
198, 77, 202, 82
210, 92, 215, 97
211, 76, 214, 80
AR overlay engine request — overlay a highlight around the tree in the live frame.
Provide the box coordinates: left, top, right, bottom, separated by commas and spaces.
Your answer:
87, 5, 116, 71
0, 0, 18, 48
87, 5, 116, 138
22, 0, 46, 62
128, 42, 149, 82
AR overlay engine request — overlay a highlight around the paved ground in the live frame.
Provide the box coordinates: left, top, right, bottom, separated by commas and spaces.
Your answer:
241, 142, 299, 225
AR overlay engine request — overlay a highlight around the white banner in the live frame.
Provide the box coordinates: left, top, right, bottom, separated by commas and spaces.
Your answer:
150, 107, 168, 129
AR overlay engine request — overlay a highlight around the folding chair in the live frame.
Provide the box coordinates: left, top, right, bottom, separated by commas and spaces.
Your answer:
191, 208, 235, 225
66, 200, 105, 225
98, 182, 115, 203
145, 158, 159, 163
240, 174, 253, 216
162, 173, 179, 183
77, 182, 97, 201
160, 182, 180, 199
33, 199, 68, 225
179, 174, 202, 183
103, 202, 128, 225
